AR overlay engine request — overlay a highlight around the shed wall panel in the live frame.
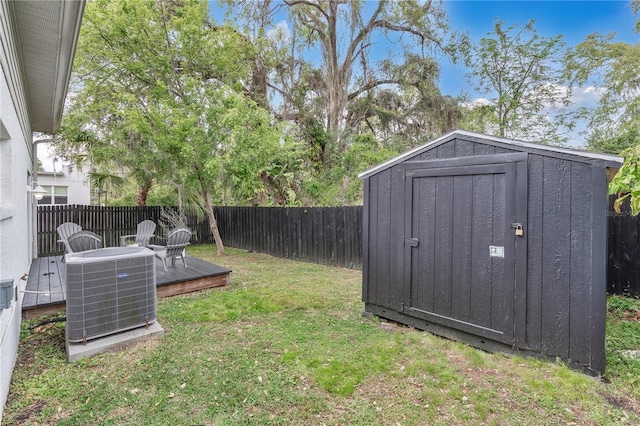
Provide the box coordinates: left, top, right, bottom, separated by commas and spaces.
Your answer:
369, 170, 393, 307
366, 176, 379, 304
525, 155, 544, 351
416, 150, 434, 161
541, 157, 572, 359
435, 141, 455, 159
454, 138, 475, 157
389, 169, 405, 311
362, 180, 370, 302
472, 142, 496, 156
569, 162, 594, 365
590, 164, 608, 373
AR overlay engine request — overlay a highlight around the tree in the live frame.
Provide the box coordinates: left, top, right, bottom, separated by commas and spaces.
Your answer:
565, 33, 640, 153
58, 0, 294, 254
467, 19, 571, 143
220, 0, 284, 110
286, 0, 462, 153
564, 2, 640, 213
349, 53, 462, 148
222, 0, 464, 166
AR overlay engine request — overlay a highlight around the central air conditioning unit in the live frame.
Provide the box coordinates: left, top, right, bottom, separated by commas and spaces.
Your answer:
65, 246, 157, 343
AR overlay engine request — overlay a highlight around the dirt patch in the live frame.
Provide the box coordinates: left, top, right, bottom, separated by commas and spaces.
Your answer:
600, 391, 640, 416
16, 323, 65, 366
622, 310, 640, 322
378, 318, 414, 332
8, 400, 47, 425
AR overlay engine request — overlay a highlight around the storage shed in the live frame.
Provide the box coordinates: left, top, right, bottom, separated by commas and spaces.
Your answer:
359, 130, 623, 374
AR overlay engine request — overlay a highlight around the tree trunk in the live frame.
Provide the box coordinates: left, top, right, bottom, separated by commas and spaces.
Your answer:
136, 183, 151, 206
202, 188, 225, 255
325, 0, 342, 147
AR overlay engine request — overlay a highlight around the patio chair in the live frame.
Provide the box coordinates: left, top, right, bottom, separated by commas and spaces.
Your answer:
56, 222, 82, 261
120, 220, 156, 247
66, 230, 103, 253
150, 228, 191, 272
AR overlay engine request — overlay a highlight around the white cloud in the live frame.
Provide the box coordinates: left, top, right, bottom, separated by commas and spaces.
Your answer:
267, 20, 291, 43
461, 97, 493, 109
569, 86, 607, 107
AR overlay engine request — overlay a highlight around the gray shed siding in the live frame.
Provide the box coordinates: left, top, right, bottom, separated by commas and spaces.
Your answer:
362, 133, 617, 374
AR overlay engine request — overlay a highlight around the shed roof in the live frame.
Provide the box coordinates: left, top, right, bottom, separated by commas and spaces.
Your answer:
359, 130, 624, 180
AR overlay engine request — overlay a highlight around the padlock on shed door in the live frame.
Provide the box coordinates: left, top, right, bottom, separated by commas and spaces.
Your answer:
511, 222, 524, 237
515, 224, 524, 236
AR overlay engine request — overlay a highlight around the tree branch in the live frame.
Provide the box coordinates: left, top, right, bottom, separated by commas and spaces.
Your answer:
348, 78, 396, 101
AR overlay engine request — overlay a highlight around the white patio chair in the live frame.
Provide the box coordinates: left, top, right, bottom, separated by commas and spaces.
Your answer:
150, 228, 191, 272
56, 222, 82, 261
120, 220, 156, 247
66, 230, 103, 253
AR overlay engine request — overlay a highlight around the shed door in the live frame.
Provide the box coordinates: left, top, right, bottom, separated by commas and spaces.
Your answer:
402, 154, 527, 345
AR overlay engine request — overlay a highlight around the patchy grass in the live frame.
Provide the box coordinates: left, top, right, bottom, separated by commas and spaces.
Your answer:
605, 295, 640, 403
3, 246, 640, 425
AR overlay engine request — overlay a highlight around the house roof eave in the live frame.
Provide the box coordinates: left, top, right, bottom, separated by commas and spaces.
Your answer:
12, 0, 85, 134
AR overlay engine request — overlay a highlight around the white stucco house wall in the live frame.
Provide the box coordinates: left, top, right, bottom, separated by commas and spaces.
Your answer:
37, 165, 91, 206
0, 0, 84, 418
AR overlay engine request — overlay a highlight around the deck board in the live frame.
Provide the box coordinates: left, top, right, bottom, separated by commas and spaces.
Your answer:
23, 253, 231, 319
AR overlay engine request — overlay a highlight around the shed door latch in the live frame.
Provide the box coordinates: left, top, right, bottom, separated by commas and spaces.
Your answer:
404, 237, 419, 247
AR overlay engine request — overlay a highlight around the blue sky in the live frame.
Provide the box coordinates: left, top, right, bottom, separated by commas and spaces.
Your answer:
440, 0, 639, 96
212, 1, 638, 103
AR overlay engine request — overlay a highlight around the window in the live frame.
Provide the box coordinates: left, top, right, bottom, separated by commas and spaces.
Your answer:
38, 186, 68, 205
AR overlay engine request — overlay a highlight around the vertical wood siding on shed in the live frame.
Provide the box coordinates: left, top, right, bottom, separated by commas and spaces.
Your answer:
365, 169, 392, 308
363, 136, 606, 372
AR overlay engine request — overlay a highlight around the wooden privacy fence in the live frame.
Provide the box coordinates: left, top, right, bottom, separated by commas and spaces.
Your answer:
37, 205, 214, 256
215, 206, 362, 269
37, 205, 363, 269
36, 202, 639, 293
607, 197, 640, 297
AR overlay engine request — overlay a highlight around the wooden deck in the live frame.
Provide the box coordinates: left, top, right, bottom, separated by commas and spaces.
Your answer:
23, 254, 231, 320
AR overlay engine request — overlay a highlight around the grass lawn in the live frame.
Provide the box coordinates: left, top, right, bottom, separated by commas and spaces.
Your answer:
3, 246, 640, 425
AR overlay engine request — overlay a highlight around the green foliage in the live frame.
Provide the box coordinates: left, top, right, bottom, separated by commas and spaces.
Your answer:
219, 0, 466, 204
108, 183, 180, 207
59, 0, 302, 209
566, 34, 640, 152
59, 0, 475, 208
610, 145, 640, 215
459, 102, 497, 135
590, 129, 640, 155
565, 24, 640, 212
301, 133, 399, 205
468, 19, 571, 143
341, 133, 396, 173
